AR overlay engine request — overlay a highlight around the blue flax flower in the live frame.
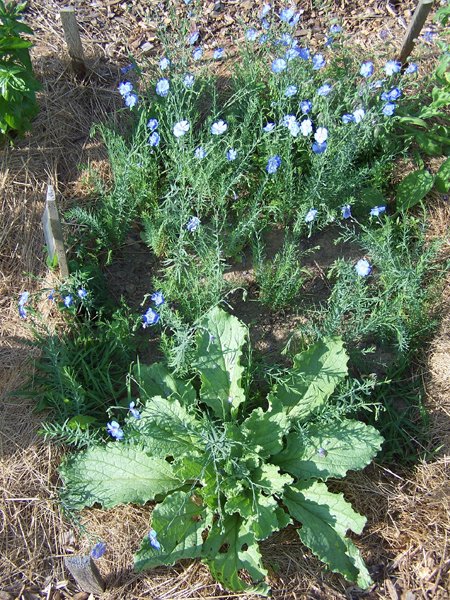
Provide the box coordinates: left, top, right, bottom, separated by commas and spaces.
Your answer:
147, 118, 158, 131
77, 288, 87, 299
246, 28, 258, 41
148, 132, 160, 147
272, 58, 287, 74
360, 61, 374, 78
342, 113, 355, 124
148, 529, 161, 550
353, 108, 365, 123
183, 73, 195, 88
64, 295, 73, 308
120, 64, 134, 74
263, 122, 275, 133
106, 420, 124, 440
355, 259, 372, 277
194, 146, 206, 159
288, 120, 300, 137
186, 216, 200, 232
317, 83, 332, 97
129, 401, 141, 420
192, 47, 203, 61
285, 85, 297, 97
342, 204, 351, 219
382, 102, 396, 116
188, 31, 200, 45
312, 54, 326, 70
124, 93, 138, 108
279, 8, 300, 26
261, 18, 270, 30
156, 78, 169, 97
384, 60, 401, 76
226, 148, 237, 161
312, 142, 327, 154
370, 205, 386, 217
300, 119, 312, 137
285, 48, 298, 61
18, 291, 29, 319
314, 127, 328, 144
300, 99, 312, 114
151, 291, 165, 306
405, 63, 418, 74
266, 155, 281, 174
91, 542, 107, 559
305, 208, 318, 223
173, 120, 190, 138
159, 57, 170, 70
211, 120, 227, 135
330, 24, 342, 34
261, 3, 271, 18
214, 47, 225, 59
118, 81, 133, 96
142, 307, 159, 328
296, 47, 310, 60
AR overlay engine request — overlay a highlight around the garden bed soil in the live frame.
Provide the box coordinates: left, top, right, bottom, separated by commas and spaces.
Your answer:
1, 1, 449, 599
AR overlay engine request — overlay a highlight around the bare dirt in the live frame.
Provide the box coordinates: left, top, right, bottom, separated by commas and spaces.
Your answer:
1, 1, 449, 599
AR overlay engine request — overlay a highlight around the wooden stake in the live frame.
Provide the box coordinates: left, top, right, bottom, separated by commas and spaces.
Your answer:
41, 184, 69, 278
64, 555, 106, 595
398, 0, 434, 65
60, 7, 87, 77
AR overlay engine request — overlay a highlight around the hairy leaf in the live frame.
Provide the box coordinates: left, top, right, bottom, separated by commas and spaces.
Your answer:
283, 482, 372, 589
204, 514, 270, 595
273, 419, 383, 480
134, 361, 196, 403
435, 157, 450, 193
134, 491, 212, 570
193, 307, 247, 419
60, 445, 180, 509
396, 170, 434, 211
270, 337, 348, 422
241, 404, 289, 457
134, 395, 202, 457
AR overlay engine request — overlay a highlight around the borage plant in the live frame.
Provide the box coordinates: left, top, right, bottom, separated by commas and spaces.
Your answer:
60, 307, 382, 595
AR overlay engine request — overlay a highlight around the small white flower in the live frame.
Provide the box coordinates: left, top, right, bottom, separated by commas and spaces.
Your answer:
314, 127, 328, 144
173, 120, 190, 138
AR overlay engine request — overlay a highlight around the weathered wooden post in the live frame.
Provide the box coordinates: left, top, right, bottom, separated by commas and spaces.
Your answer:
398, 0, 434, 65
60, 7, 87, 78
41, 184, 69, 278
64, 555, 106, 595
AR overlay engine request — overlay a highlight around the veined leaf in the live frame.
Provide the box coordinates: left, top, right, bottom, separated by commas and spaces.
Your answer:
396, 170, 434, 211
60, 445, 180, 509
270, 337, 348, 422
135, 395, 202, 457
225, 490, 290, 540
273, 419, 383, 480
134, 491, 212, 570
283, 482, 372, 589
204, 514, 270, 595
193, 307, 247, 419
241, 404, 289, 457
252, 463, 293, 495
435, 157, 450, 193
134, 361, 196, 403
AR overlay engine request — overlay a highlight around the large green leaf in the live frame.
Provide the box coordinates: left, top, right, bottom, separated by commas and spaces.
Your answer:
134, 361, 196, 403
60, 445, 180, 509
396, 170, 434, 211
435, 158, 450, 193
283, 482, 372, 589
134, 491, 211, 570
269, 337, 348, 423
204, 514, 270, 595
273, 419, 383, 480
134, 394, 202, 457
193, 307, 247, 419
225, 489, 290, 540
241, 403, 289, 457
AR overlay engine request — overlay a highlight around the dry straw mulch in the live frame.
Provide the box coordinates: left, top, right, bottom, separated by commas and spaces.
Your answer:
1, 1, 449, 599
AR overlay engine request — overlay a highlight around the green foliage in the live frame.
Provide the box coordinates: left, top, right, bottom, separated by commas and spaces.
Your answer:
396, 169, 434, 211
60, 308, 382, 594
435, 157, 450, 193
0, 0, 40, 138
254, 235, 310, 309
18, 308, 136, 428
